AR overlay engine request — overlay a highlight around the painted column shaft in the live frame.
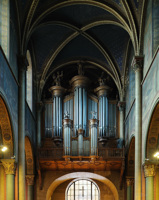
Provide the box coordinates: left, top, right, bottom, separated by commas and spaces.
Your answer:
146, 177, 154, 200
120, 109, 124, 139
37, 110, 41, 147
18, 67, 26, 200
134, 68, 142, 200
27, 185, 34, 200
6, 175, 14, 200
127, 185, 133, 200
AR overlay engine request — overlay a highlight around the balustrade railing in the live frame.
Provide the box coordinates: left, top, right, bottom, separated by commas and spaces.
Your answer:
39, 147, 124, 160
98, 148, 124, 159
39, 148, 63, 159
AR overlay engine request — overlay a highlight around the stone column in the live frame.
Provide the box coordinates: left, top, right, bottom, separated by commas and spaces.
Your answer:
118, 101, 125, 140
144, 164, 155, 200
1, 159, 16, 200
132, 56, 143, 200
37, 102, 43, 148
18, 55, 28, 200
26, 175, 34, 200
126, 177, 134, 200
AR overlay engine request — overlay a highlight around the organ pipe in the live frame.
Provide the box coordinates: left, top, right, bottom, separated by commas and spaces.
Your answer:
49, 85, 65, 144
95, 85, 111, 138
89, 118, 98, 158
63, 118, 73, 158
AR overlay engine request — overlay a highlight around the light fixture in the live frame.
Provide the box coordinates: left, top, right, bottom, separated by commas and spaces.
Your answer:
154, 152, 159, 158
0, 145, 7, 152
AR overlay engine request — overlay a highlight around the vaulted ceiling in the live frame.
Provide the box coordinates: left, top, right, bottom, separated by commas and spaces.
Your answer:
14, 0, 146, 100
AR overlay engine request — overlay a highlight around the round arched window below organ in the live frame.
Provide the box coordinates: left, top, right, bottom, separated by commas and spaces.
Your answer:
66, 179, 100, 200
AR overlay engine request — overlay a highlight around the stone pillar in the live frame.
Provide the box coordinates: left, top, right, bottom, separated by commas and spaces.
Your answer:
18, 55, 28, 200
126, 177, 134, 200
26, 175, 34, 200
37, 102, 43, 148
1, 159, 16, 200
118, 101, 125, 140
132, 56, 143, 200
144, 164, 155, 200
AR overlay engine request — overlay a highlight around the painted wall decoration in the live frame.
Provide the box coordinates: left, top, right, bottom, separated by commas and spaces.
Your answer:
25, 103, 36, 145
125, 44, 135, 117
142, 50, 159, 137
0, 49, 18, 154
125, 103, 135, 146
152, 0, 159, 55
143, 0, 152, 76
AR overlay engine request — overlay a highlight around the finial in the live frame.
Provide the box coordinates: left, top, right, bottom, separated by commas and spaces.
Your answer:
90, 111, 97, 119
64, 111, 70, 119
52, 71, 63, 86
77, 63, 84, 75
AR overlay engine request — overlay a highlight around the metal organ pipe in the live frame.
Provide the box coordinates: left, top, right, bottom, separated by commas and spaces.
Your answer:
89, 119, 98, 158
63, 118, 72, 157
70, 75, 90, 136
49, 85, 65, 142
95, 85, 111, 138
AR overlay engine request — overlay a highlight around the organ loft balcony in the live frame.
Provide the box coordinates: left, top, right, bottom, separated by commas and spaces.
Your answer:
37, 68, 125, 188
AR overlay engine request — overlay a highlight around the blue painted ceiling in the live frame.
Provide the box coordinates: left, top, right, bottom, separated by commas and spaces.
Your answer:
16, 0, 142, 94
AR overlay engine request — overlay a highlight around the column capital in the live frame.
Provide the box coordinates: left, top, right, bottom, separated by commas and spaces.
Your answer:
26, 175, 35, 185
17, 55, 29, 71
144, 164, 156, 177
1, 159, 16, 175
126, 177, 134, 186
118, 101, 125, 111
132, 56, 144, 72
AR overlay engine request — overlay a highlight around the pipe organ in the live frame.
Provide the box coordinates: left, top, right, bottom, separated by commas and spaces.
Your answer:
44, 70, 118, 157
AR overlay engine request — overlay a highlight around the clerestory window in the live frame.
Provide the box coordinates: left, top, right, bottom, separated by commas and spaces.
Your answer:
0, 0, 10, 58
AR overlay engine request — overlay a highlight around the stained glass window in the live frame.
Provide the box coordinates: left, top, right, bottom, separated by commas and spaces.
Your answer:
66, 179, 100, 200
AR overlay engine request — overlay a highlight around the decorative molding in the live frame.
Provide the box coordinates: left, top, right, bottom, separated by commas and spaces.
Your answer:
144, 164, 155, 177
1, 159, 16, 175
26, 175, 35, 185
